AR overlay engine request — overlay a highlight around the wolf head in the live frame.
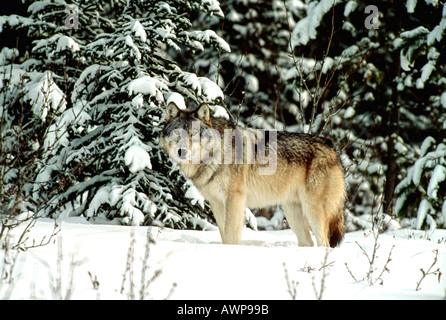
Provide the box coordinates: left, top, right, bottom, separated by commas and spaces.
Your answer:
160, 101, 277, 175
160, 102, 220, 164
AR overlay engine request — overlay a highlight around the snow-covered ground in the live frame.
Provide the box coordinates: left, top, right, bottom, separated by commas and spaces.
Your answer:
1, 217, 445, 300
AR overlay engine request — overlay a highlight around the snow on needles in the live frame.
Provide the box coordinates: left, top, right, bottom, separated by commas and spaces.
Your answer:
189, 30, 231, 53
291, 0, 341, 47
127, 75, 168, 102
25, 71, 66, 122
131, 20, 147, 42
125, 145, 152, 174
33, 34, 81, 56
427, 165, 446, 199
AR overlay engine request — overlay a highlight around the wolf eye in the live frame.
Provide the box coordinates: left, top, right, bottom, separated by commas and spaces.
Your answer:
170, 129, 183, 143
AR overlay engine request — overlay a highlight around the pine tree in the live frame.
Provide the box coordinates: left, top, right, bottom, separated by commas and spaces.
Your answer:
390, 0, 446, 229
1, 1, 84, 218
1, 0, 230, 229
395, 136, 446, 229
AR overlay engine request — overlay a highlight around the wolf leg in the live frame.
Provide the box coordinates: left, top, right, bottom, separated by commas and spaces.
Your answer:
210, 201, 226, 243
302, 201, 330, 247
284, 202, 314, 247
305, 167, 345, 247
223, 191, 245, 245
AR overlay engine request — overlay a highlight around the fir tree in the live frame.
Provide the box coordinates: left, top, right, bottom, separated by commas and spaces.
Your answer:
1, 0, 230, 229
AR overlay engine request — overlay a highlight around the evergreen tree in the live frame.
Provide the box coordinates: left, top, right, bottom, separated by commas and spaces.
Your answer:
1, 0, 230, 228
395, 136, 446, 229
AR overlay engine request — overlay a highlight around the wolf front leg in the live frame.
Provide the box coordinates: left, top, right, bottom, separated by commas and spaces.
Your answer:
210, 201, 226, 243
223, 188, 246, 245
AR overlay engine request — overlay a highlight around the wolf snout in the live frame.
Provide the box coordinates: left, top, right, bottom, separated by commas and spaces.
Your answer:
177, 147, 189, 160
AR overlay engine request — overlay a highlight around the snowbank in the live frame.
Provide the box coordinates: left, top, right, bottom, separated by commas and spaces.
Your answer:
1, 218, 445, 300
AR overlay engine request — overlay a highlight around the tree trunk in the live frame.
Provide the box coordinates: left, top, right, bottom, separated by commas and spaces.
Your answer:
383, 2, 402, 215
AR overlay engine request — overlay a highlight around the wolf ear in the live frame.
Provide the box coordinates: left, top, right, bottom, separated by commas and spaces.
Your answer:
166, 102, 180, 122
197, 103, 210, 124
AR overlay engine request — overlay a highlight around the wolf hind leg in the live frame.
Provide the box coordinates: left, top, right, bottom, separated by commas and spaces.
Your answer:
304, 167, 345, 247
300, 199, 329, 247
303, 196, 346, 247
284, 202, 314, 247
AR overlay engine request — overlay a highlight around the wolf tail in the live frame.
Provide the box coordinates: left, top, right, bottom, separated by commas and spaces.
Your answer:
328, 212, 344, 248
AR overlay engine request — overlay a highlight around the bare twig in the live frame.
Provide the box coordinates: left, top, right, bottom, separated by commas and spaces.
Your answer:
312, 249, 333, 300
283, 262, 298, 300
120, 227, 176, 300
415, 249, 442, 291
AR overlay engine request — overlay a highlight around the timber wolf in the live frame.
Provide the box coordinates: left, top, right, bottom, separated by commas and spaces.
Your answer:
160, 102, 345, 247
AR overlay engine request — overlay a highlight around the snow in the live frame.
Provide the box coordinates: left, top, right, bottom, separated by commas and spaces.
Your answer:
43, 100, 91, 151
400, 50, 413, 72
25, 71, 67, 122
429, 15, 446, 45
85, 186, 111, 219
400, 26, 429, 39
245, 74, 259, 93
344, 106, 355, 119
198, 77, 224, 101
419, 60, 436, 85
291, 0, 340, 47
120, 189, 147, 226
211, 105, 230, 120
420, 136, 436, 157
56, 35, 81, 53
181, 72, 201, 94
321, 56, 334, 74
0, 14, 32, 33
127, 76, 167, 102
131, 93, 144, 108
425, 0, 439, 6
441, 92, 446, 109
125, 145, 152, 173
412, 157, 428, 186
406, 0, 417, 13
131, 20, 147, 43
189, 30, 231, 53
417, 199, 434, 230
166, 92, 187, 110
1, 218, 445, 300
343, 0, 358, 17
226, 9, 243, 22
32, 34, 81, 55
201, 0, 224, 18
412, 146, 446, 187
124, 35, 141, 60
427, 164, 446, 199
184, 182, 205, 209
0, 47, 18, 65
256, 208, 285, 230
443, 202, 446, 225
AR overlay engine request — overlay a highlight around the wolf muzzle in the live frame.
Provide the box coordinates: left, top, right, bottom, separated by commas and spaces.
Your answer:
177, 147, 190, 161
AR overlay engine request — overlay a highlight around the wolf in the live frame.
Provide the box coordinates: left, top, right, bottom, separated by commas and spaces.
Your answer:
160, 102, 346, 247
